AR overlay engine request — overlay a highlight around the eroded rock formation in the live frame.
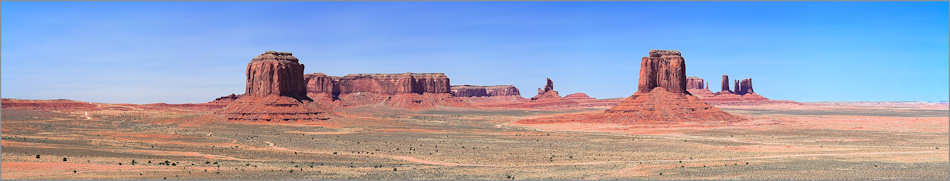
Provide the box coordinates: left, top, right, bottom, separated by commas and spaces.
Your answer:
304, 73, 341, 100
701, 75, 771, 104
225, 51, 330, 122
451, 85, 520, 97
531, 78, 561, 100
686, 76, 705, 90
210, 94, 240, 104
736, 78, 754, 95
310, 73, 451, 96
604, 50, 742, 122
638, 50, 686, 93
720, 75, 731, 93
245, 51, 308, 100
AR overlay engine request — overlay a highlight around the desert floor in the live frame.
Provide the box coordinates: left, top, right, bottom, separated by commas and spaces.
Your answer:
2, 102, 947, 180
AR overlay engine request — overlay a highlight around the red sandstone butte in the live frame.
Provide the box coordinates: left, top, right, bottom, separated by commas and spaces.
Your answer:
720, 75, 731, 93
638, 50, 687, 94
531, 78, 562, 100
224, 51, 330, 122
245, 51, 308, 100
737, 78, 754, 95
604, 50, 742, 123
304, 73, 341, 99
686, 76, 705, 90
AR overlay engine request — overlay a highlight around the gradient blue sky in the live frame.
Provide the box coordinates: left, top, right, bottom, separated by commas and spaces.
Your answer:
2, 2, 947, 104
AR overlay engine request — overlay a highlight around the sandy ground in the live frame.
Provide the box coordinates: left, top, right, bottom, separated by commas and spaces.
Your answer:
1, 101, 947, 180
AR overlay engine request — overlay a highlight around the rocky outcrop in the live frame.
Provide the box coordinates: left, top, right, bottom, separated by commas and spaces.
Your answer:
531, 78, 561, 100
304, 73, 341, 99
225, 51, 330, 122
334, 73, 450, 95
245, 51, 308, 100
720, 75, 731, 93
686, 76, 705, 90
637, 50, 686, 93
703, 75, 772, 104
718, 76, 754, 95
210, 94, 240, 104
450, 85, 520, 97
564, 93, 594, 101
736, 78, 754, 95
734, 80, 740, 95
412, 73, 452, 94
604, 50, 742, 123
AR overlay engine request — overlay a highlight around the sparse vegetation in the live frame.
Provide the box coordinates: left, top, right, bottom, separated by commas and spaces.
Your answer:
1, 105, 946, 180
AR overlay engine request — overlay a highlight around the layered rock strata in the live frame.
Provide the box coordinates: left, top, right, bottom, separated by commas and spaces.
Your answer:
686, 76, 705, 90
637, 50, 687, 93
225, 51, 329, 122
531, 78, 561, 100
245, 51, 308, 100
604, 50, 742, 122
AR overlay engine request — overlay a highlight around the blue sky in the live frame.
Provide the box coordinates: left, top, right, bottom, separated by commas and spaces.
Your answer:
2, 2, 947, 104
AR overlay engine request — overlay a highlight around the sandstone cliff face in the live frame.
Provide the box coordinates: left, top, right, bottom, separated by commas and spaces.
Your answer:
304, 73, 340, 99
720, 75, 731, 93
531, 77, 561, 100
335, 73, 450, 95
226, 51, 330, 122
686, 76, 705, 90
732, 80, 741, 95
245, 51, 308, 100
451, 85, 520, 97
543, 78, 554, 92
638, 50, 686, 93
412, 73, 451, 94
736, 78, 754, 95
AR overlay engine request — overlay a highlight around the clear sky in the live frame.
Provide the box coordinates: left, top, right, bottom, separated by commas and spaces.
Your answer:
2, 2, 947, 104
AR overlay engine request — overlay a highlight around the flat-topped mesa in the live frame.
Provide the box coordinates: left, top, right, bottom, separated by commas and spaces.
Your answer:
451, 85, 521, 97
245, 51, 308, 100
638, 49, 687, 94
335, 73, 450, 95
686, 76, 705, 90
531, 77, 561, 100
